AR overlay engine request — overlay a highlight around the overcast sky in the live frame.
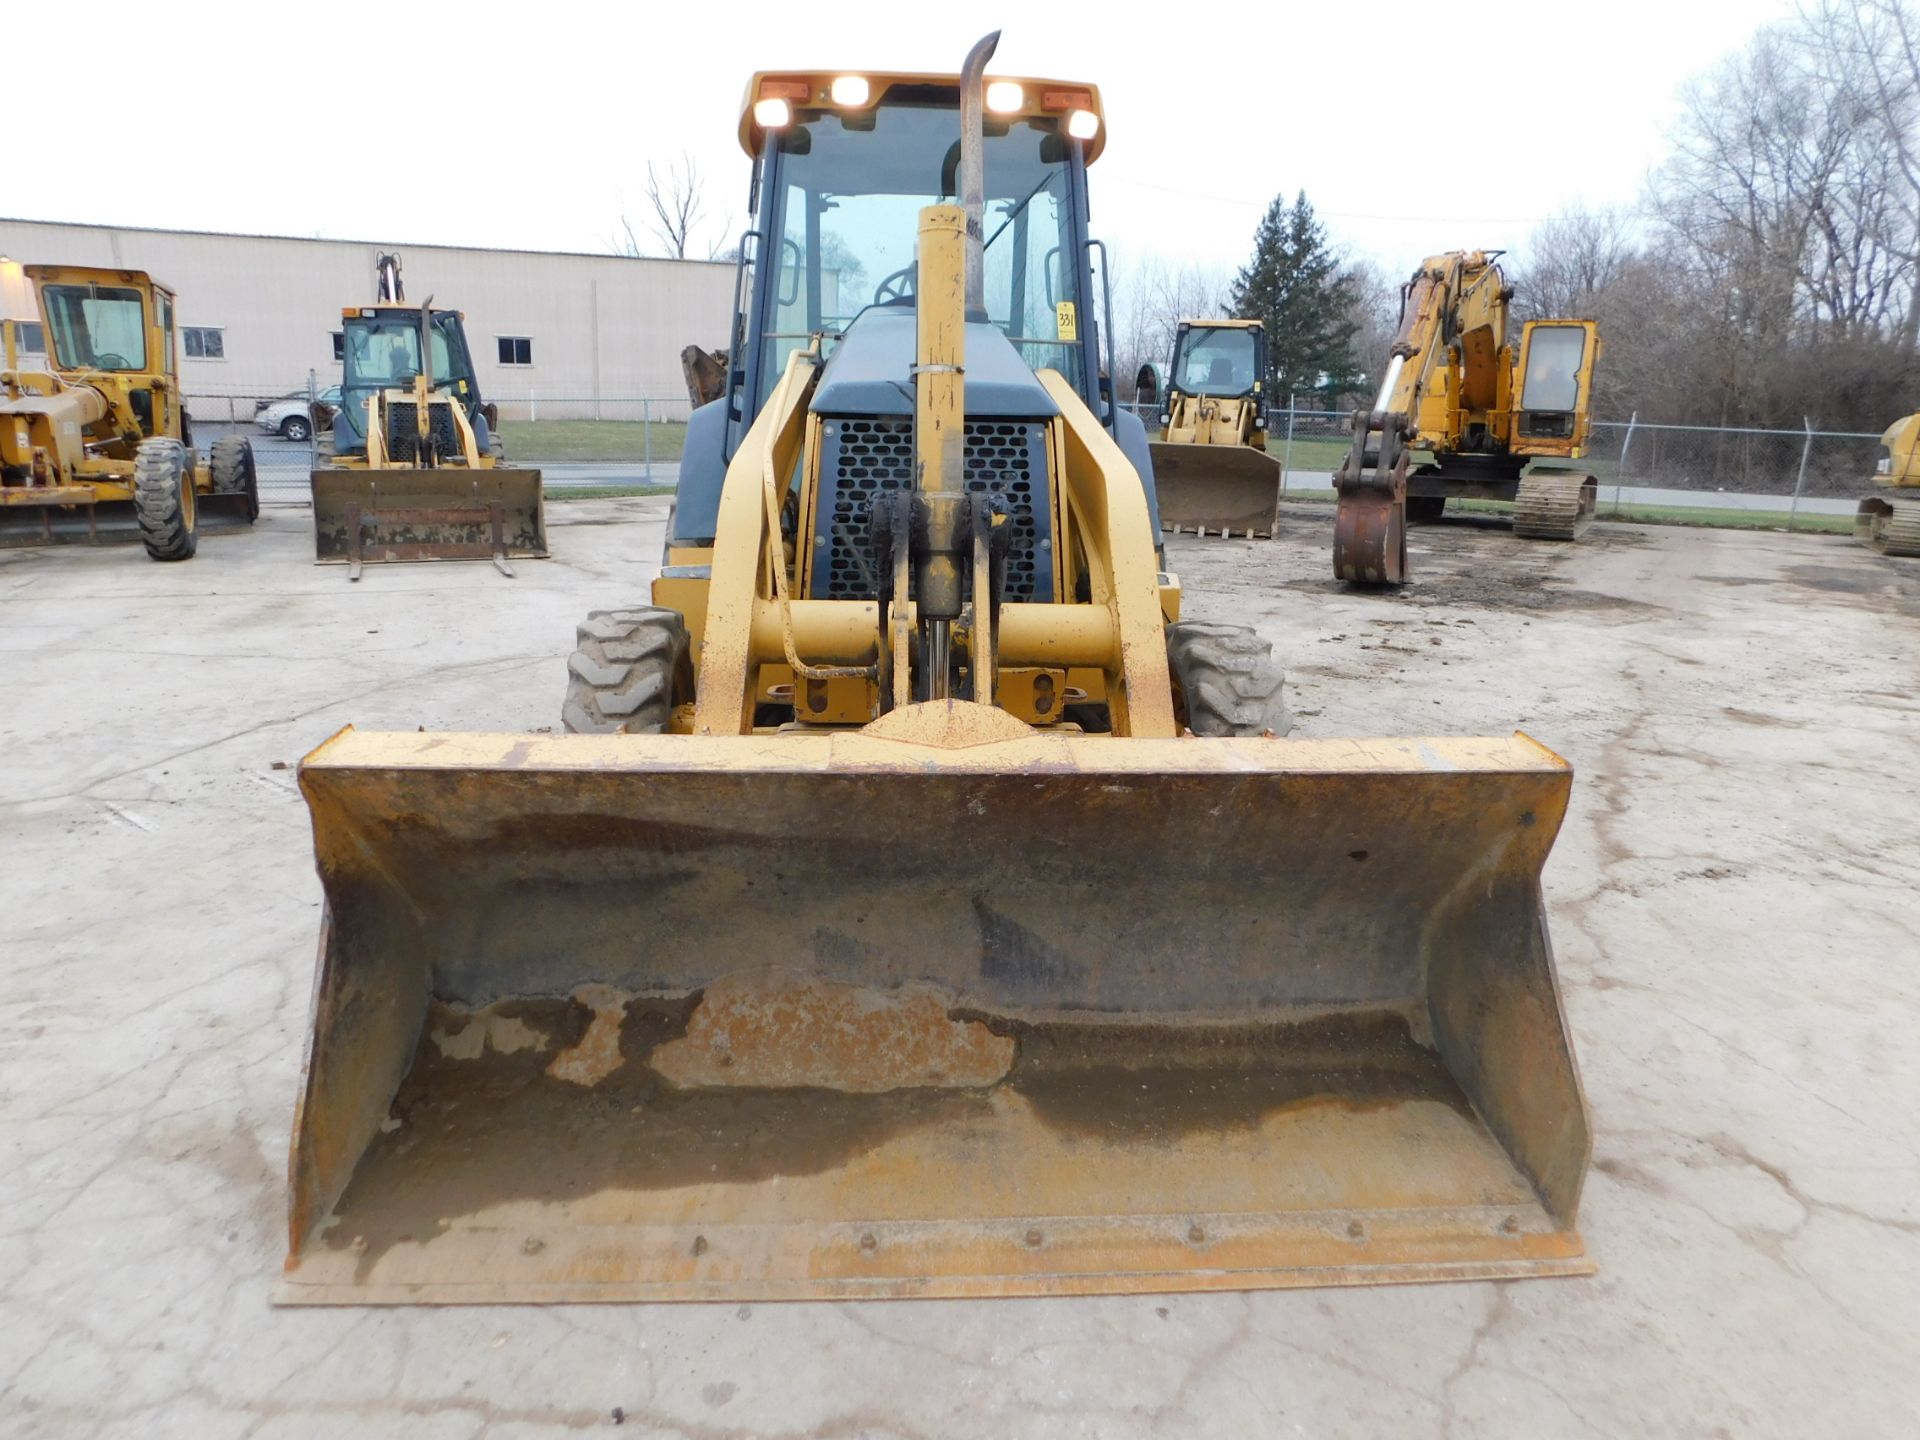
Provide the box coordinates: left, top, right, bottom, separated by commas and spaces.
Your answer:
16, 0, 1798, 281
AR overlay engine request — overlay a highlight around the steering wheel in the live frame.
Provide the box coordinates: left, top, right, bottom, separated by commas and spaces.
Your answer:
873, 267, 916, 305
92, 353, 132, 370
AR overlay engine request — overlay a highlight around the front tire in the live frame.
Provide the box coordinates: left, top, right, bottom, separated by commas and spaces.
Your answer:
1166, 621, 1291, 736
562, 607, 694, 734
280, 415, 312, 442
133, 439, 197, 561
209, 435, 261, 523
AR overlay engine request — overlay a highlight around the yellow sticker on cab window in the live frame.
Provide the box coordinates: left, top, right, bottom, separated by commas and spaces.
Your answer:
1055, 302, 1077, 341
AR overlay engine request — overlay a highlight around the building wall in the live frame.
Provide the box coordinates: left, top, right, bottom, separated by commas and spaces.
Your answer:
0, 218, 733, 418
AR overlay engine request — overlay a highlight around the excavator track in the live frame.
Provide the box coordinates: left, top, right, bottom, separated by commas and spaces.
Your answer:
1856, 497, 1920, 557
1512, 471, 1597, 541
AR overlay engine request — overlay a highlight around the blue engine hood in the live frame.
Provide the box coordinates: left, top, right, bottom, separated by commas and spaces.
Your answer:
808, 308, 1062, 419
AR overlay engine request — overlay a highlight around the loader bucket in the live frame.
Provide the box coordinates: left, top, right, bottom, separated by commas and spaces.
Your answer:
311, 468, 546, 577
278, 715, 1592, 1304
1151, 441, 1283, 538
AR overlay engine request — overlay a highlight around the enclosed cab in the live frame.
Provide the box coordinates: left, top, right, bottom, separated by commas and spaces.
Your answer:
665, 68, 1162, 590
329, 304, 492, 461
1, 265, 258, 558
1148, 318, 1283, 537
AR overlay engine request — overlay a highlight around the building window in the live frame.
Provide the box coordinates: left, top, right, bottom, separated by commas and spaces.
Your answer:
13, 321, 44, 355
183, 326, 225, 360
497, 336, 533, 366
331, 331, 345, 361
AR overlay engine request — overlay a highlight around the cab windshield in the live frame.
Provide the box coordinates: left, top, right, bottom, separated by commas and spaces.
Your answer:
1520, 326, 1586, 412
1171, 326, 1258, 397
761, 99, 1083, 396
42, 285, 147, 371
343, 312, 468, 389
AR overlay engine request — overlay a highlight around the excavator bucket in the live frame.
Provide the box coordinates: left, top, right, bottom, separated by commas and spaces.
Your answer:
278, 721, 1592, 1304
312, 468, 547, 578
1150, 442, 1283, 538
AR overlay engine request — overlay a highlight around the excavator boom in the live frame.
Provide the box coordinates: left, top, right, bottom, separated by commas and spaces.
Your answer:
1334, 251, 1601, 585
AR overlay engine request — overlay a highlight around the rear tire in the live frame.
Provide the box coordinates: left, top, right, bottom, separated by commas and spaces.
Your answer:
133, 439, 197, 561
280, 415, 312, 442
209, 435, 261, 523
1166, 621, 1291, 737
562, 607, 694, 734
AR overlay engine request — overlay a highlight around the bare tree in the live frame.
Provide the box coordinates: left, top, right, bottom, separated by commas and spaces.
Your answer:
1512, 207, 1636, 319
1339, 258, 1402, 389
1113, 252, 1232, 399
617, 154, 731, 261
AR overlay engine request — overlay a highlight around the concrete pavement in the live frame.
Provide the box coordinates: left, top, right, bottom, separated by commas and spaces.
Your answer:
1, 501, 1916, 1436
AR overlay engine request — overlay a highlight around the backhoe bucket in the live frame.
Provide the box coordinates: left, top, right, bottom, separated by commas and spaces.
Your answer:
311, 468, 546, 577
1151, 442, 1283, 538
279, 719, 1591, 1304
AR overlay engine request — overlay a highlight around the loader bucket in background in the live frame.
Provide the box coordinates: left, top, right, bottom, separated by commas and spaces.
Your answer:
311, 469, 547, 578
278, 718, 1592, 1305
1150, 442, 1283, 538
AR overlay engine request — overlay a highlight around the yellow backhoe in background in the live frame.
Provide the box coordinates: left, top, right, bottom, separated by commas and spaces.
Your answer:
1, 265, 258, 558
279, 39, 1592, 1305
311, 253, 545, 578
1857, 410, 1920, 556
1148, 318, 1283, 537
1334, 250, 1601, 584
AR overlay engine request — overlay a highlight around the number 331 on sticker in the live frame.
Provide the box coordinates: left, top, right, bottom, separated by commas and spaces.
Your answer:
1055, 302, 1077, 341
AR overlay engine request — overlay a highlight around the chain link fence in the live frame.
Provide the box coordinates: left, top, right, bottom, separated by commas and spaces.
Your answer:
1124, 399, 1887, 529
191, 375, 1890, 531
182, 381, 697, 502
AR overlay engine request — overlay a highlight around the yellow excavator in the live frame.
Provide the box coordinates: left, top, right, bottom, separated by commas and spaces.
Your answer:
279, 39, 1592, 1306
1857, 411, 1920, 556
2, 265, 258, 557
1334, 250, 1601, 584
1148, 318, 1283, 537
311, 254, 545, 579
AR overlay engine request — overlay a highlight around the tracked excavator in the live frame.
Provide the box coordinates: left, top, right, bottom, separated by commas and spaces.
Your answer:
1149, 319, 1283, 537
280, 39, 1592, 1305
1857, 410, 1920, 556
311, 254, 545, 578
1, 266, 258, 557
1334, 250, 1600, 584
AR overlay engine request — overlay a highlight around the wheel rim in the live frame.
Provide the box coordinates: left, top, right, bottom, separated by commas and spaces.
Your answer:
181, 462, 197, 532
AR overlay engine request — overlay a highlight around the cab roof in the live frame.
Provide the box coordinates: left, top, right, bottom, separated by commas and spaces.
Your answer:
738, 70, 1106, 163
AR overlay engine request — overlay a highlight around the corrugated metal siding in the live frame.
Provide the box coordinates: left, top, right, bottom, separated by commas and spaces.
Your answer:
0, 219, 732, 416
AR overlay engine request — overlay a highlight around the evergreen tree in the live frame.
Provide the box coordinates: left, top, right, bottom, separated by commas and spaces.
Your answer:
1230, 191, 1361, 401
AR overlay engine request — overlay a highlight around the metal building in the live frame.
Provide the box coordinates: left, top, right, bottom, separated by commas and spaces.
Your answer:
0, 218, 733, 419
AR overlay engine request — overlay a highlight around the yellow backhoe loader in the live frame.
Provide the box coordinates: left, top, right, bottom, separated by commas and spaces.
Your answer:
1334, 251, 1601, 584
1, 266, 258, 558
279, 40, 1592, 1305
1857, 411, 1920, 556
1149, 319, 1283, 537
312, 254, 545, 579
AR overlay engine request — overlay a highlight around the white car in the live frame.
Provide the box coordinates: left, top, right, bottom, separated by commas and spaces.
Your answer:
254, 386, 340, 441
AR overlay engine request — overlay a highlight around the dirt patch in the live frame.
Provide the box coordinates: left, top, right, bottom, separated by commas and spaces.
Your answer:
1784, 562, 1920, 616
1280, 569, 1662, 616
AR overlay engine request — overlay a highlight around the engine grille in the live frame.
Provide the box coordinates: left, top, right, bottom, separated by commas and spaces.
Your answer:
384, 401, 460, 463
812, 417, 1053, 602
